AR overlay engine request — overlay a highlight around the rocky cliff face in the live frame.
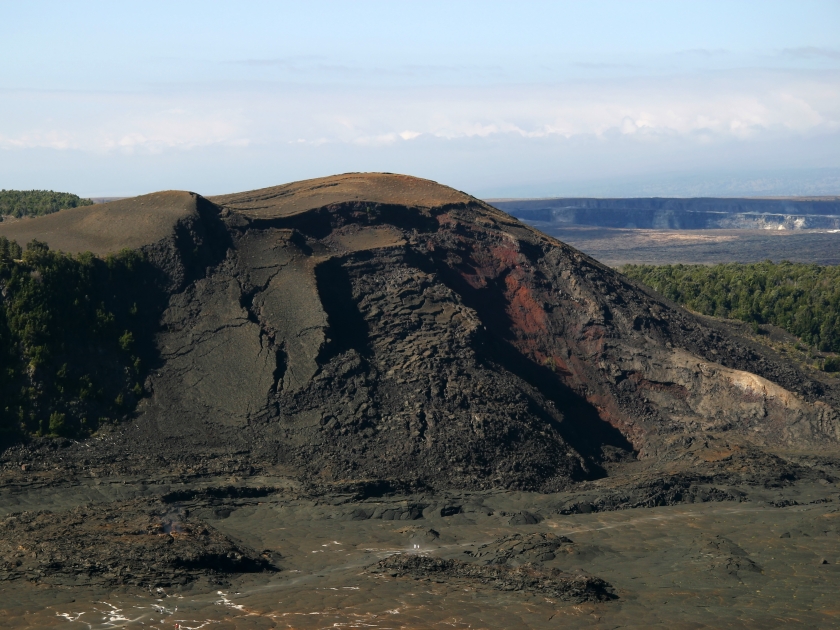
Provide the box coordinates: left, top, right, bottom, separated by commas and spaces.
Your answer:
492, 197, 840, 230
3, 174, 838, 491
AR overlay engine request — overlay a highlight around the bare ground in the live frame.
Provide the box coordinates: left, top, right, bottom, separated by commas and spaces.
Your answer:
529, 225, 840, 266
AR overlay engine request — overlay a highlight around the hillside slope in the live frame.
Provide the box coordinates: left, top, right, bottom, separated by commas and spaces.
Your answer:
1, 173, 837, 491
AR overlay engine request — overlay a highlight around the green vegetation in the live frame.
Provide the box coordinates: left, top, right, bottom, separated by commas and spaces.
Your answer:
621, 261, 840, 359
0, 236, 153, 441
0, 189, 93, 219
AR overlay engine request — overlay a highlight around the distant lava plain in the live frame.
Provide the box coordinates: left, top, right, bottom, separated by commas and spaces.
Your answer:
1, 173, 839, 628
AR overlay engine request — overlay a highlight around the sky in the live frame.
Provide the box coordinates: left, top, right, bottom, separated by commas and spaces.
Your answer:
1, 0, 839, 198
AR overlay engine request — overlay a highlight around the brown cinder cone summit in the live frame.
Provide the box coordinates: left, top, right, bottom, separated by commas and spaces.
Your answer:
3, 172, 838, 491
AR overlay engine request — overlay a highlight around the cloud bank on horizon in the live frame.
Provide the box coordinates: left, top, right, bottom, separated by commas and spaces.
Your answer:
1, 0, 839, 198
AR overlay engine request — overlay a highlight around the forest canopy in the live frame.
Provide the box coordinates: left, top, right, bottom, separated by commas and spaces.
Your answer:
0, 236, 156, 441
0, 189, 93, 219
622, 261, 840, 356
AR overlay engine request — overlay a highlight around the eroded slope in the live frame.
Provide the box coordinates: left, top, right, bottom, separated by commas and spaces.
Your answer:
3, 173, 838, 493
121, 174, 840, 491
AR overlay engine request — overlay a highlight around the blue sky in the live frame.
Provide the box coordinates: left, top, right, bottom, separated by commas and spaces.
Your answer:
1, 0, 839, 197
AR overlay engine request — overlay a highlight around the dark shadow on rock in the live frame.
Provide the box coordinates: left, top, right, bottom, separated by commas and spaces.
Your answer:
424, 248, 635, 471
173, 196, 234, 288
481, 335, 634, 471
243, 202, 441, 240
314, 257, 371, 364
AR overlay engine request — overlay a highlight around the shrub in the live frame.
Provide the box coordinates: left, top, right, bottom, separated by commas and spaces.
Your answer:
118, 330, 134, 352
48, 412, 67, 436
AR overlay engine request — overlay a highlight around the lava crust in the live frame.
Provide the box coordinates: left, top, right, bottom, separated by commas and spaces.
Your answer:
2, 172, 838, 494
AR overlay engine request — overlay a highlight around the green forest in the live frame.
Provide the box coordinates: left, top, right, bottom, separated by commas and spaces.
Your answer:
0, 236, 155, 442
622, 261, 840, 367
0, 189, 93, 219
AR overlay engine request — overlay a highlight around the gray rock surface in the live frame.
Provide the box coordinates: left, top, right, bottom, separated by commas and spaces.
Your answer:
1, 174, 840, 619
3, 173, 838, 494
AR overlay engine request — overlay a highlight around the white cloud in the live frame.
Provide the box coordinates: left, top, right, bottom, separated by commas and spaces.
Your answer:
781, 47, 840, 60
0, 94, 250, 153
0, 68, 837, 196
